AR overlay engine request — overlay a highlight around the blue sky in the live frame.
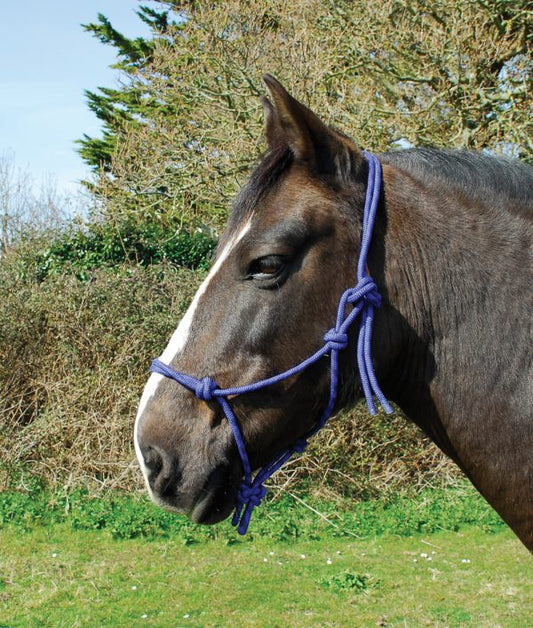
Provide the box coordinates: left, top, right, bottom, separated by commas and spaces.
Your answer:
0, 1, 151, 194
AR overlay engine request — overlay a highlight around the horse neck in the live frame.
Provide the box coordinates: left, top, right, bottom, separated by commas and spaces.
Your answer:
372, 163, 530, 449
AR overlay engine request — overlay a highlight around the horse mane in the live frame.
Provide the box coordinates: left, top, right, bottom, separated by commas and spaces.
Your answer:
381, 148, 533, 217
224, 145, 532, 250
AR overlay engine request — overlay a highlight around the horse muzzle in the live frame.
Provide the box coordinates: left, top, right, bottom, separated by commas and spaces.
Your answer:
138, 442, 240, 525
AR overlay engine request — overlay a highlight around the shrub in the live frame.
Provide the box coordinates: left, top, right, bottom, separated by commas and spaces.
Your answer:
0, 239, 458, 497
0, 257, 201, 491
34, 220, 216, 281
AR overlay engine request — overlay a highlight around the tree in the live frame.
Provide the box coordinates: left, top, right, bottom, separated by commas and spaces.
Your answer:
0, 152, 71, 254
78, 5, 180, 171
81, 0, 532, 231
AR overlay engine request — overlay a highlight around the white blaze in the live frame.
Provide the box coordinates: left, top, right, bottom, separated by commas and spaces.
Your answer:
134, 218, 252, 484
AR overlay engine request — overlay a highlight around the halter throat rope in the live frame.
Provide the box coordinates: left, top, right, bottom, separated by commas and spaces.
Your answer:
150, 151, 393, 535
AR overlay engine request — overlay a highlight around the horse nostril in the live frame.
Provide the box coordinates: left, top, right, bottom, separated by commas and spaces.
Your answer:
143, 445, 163, 474
141, 445, 178, 497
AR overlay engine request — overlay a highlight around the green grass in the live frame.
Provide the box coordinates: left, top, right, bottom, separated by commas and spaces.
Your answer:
1, 525, 531, 627
0, 481, 508, 542
0, 486, 531, 626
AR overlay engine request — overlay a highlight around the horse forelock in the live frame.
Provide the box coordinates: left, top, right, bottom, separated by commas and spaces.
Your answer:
220, 146, 294, 249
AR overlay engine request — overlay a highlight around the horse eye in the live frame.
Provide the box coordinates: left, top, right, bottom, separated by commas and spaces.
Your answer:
248, 255, 286, 281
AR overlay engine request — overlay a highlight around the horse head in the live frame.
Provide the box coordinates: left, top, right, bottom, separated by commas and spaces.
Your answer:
134, 76, 392, 526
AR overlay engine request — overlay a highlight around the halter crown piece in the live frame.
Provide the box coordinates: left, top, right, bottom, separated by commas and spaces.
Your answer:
150, 151, 393, 534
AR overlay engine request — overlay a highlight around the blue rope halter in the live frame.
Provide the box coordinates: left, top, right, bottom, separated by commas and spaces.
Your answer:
150, 152, 393, 534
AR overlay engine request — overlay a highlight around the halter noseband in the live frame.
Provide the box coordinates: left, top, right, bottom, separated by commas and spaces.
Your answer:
150, 152, 393, 534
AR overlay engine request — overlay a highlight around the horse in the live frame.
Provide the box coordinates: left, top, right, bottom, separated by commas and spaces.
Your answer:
134, 75, 533, 550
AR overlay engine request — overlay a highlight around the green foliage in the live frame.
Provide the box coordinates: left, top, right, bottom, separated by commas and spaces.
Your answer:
34, 221, 216, 281
0, 482, 505, 542
78, 5, 181, 170
321, 571, 381, 594
0, 478, 62, 531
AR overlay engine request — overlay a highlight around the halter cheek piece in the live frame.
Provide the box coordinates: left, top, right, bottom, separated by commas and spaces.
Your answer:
150, 152, 393, 534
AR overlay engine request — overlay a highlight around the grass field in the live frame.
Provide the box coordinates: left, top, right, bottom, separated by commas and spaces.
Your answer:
1, 526, 531, 627
1, 489, 531, 626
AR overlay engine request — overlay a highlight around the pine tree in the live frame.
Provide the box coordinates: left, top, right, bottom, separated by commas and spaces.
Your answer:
78, 5, 180, 171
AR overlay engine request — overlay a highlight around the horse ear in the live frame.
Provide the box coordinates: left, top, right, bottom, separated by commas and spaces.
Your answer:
262, 73, 363, 182
261, 95, 286, 150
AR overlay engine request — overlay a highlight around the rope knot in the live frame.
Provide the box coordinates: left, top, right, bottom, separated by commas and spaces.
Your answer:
363, 285, 381, 308
346, 277, 381, 309
324, 329, 349, 351
293, 438, 309, 453
237, 483, 267, 507
194, 376, 218, 402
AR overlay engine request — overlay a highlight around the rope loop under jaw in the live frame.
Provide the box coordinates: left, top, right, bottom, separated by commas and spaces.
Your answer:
237, 483, 267, 507
148, 152, 393, 535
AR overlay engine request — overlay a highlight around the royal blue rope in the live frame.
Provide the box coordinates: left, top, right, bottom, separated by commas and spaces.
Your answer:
149, 151, 393, 535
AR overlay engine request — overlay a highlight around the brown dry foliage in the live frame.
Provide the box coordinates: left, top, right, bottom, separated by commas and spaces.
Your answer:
0, 254, 458, 497
0, 260, 199, 491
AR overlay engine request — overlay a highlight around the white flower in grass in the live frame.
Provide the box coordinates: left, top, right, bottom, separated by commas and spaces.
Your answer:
131, 585, 137, 590
326, 558, 332, 565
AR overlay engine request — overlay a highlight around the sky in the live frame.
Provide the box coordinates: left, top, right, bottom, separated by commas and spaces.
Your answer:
0, 1, 152, 194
